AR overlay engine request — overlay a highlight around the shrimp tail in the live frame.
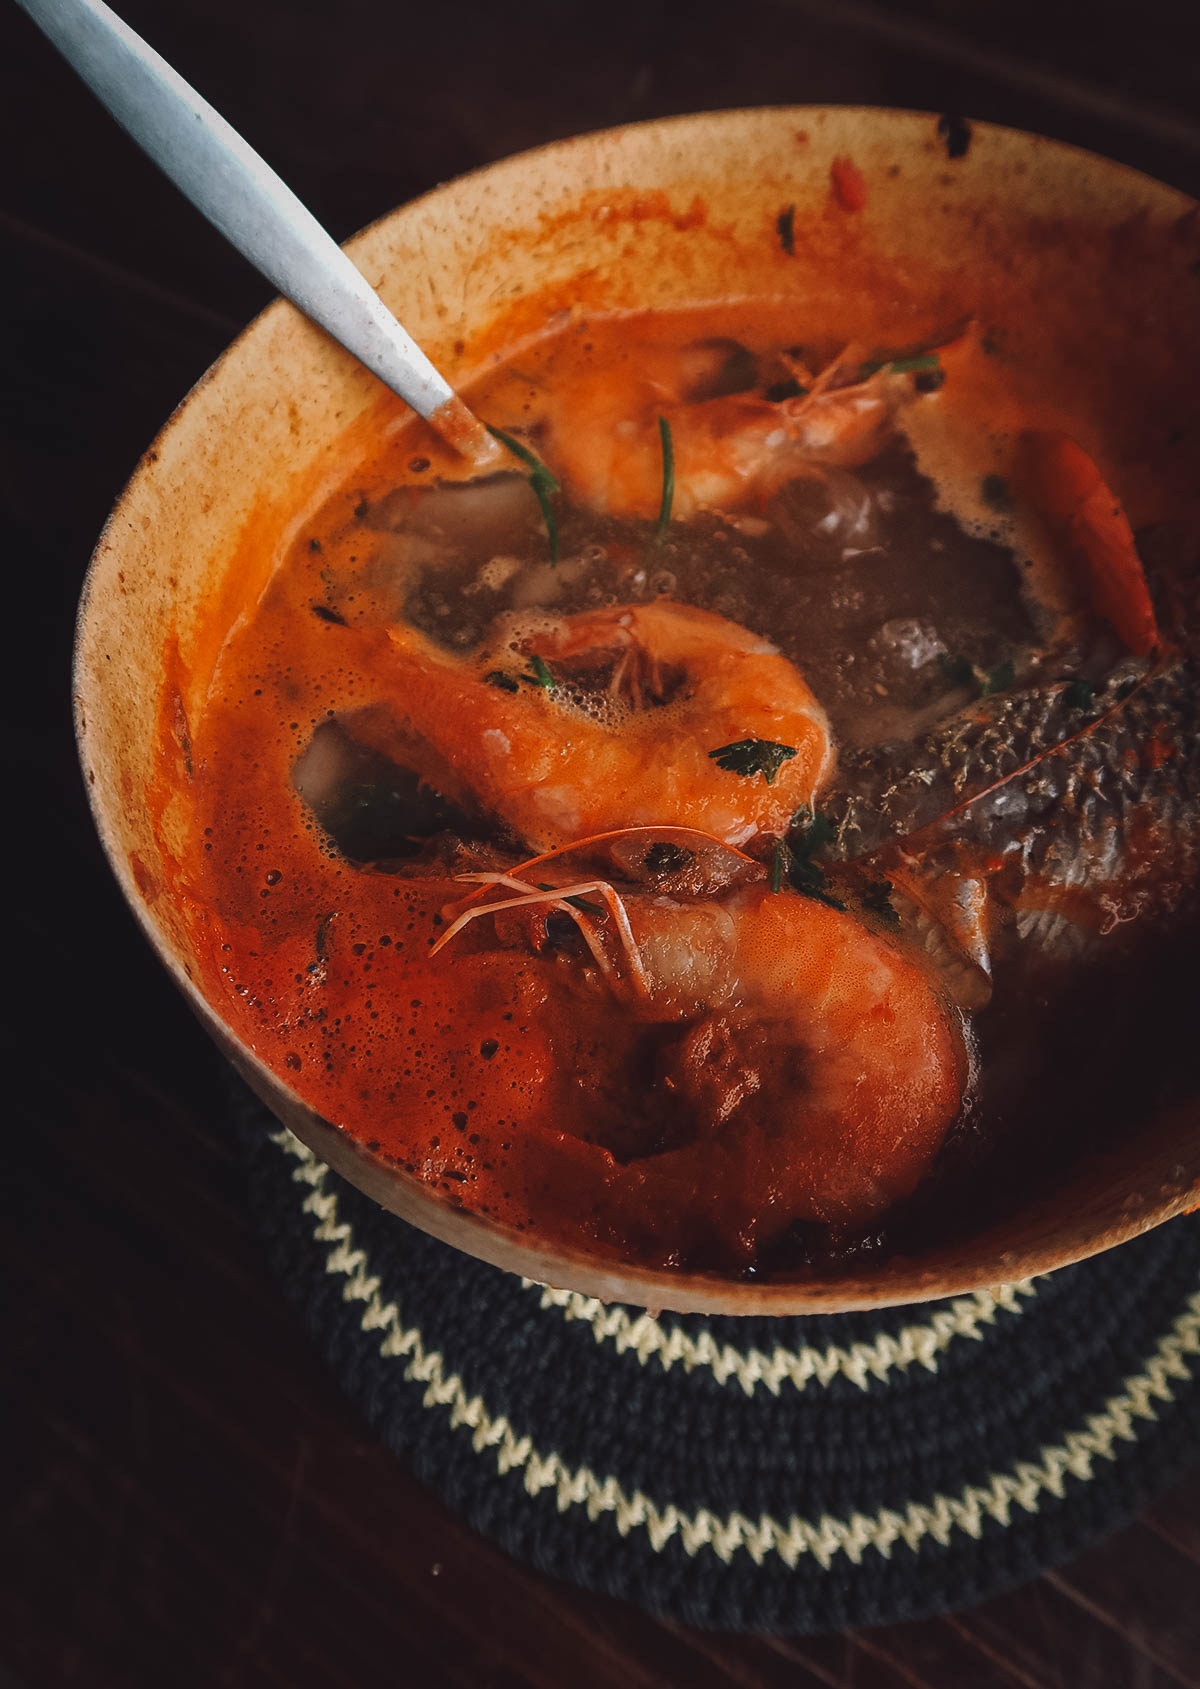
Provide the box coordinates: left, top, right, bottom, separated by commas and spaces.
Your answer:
1016, 429, 1160, 657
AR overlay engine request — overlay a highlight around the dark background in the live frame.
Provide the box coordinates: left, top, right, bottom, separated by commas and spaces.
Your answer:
3, 1, 1200, 1684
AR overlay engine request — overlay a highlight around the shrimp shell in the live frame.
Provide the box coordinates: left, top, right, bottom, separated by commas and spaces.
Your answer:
361, 601, 834, 853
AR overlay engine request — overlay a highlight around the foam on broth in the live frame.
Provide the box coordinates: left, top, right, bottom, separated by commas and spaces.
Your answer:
175, 300, 1200, 1279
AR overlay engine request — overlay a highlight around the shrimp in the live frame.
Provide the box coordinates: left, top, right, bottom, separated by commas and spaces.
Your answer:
359, 601, 834, 851
1015, 429, 1161, 657
541, 344, 922, 520
435, 864, 969, 1259
638, 887, 968, 1244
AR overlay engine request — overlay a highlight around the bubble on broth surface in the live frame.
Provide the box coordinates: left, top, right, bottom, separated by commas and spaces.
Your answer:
180, 298, 1200, 1279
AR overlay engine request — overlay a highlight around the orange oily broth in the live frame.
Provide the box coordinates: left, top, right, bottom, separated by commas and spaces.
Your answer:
186, 298, 1192, 1274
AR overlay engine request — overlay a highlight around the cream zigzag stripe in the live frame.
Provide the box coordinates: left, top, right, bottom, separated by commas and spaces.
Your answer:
521, 1278, 1038, 1396
272, 1131, 1200, 1569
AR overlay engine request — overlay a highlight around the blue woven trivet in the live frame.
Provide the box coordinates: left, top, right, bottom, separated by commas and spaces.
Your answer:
236, 1084, 1200, 1632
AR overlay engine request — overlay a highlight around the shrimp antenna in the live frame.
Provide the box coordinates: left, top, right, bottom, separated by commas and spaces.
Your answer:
445, 826, 763, 924
509, 824, 760, 879
431, 872, 649, 999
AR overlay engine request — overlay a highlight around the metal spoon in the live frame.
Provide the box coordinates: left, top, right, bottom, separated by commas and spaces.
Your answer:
16, 0, 502, 469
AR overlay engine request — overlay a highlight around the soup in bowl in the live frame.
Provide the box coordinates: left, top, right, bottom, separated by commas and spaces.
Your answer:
75, 108, 1200, 1313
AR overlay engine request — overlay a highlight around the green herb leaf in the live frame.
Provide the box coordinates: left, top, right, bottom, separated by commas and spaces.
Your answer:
708, 738, 799, 785
778, 807, 846, 909
486, 424, 560, 565
937, 652, 977, 691
1062, 677, 1095, 711
862, 878, 900, 924
858, 352, 941, 379
530, 476, 560, 566
885, 352, 942, 375
770, 838, 786, 894
484, 669, 520, 693
485, 424, 560, 489
938, 652, 1014, 698
656, 415, 675, 539
538, 883, 604, 917
785, 852, 846, 910
980, 473, 1013, 513
521, 654, 555, 691
789, 805, 836, 855
776, 204, 796, 256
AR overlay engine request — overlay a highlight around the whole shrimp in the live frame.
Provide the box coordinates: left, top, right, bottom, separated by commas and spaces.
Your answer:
358, 602, 833, 851
435, 853, 969, 1261
540, 343, 923, 520
640, 885, 968, 1247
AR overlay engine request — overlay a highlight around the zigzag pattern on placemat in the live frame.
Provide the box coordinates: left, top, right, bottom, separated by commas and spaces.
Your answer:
522, 1277, 1039, 1394
271, 1128, 1200, 1571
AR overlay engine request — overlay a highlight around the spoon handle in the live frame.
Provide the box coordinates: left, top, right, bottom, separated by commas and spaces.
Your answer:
17, 0, 497, 461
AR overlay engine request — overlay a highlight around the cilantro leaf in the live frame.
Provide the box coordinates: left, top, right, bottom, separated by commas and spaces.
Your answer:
787, 854, 846, 909
708, 738, 799, 784
485, 653, 560, 695
777, 806, 846, 909
862, 878, 900, 924
789, 805, 836, 854
521, 654, 555, 690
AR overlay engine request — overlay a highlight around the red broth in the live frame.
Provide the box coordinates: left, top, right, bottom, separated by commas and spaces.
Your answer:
177, 304, 1200, 1278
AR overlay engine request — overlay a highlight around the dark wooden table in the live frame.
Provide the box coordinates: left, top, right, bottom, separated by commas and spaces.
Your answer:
4, 2, 1199, 1684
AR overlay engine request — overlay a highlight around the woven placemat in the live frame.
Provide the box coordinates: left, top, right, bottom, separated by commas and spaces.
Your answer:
235, 1085, 1200, 1633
